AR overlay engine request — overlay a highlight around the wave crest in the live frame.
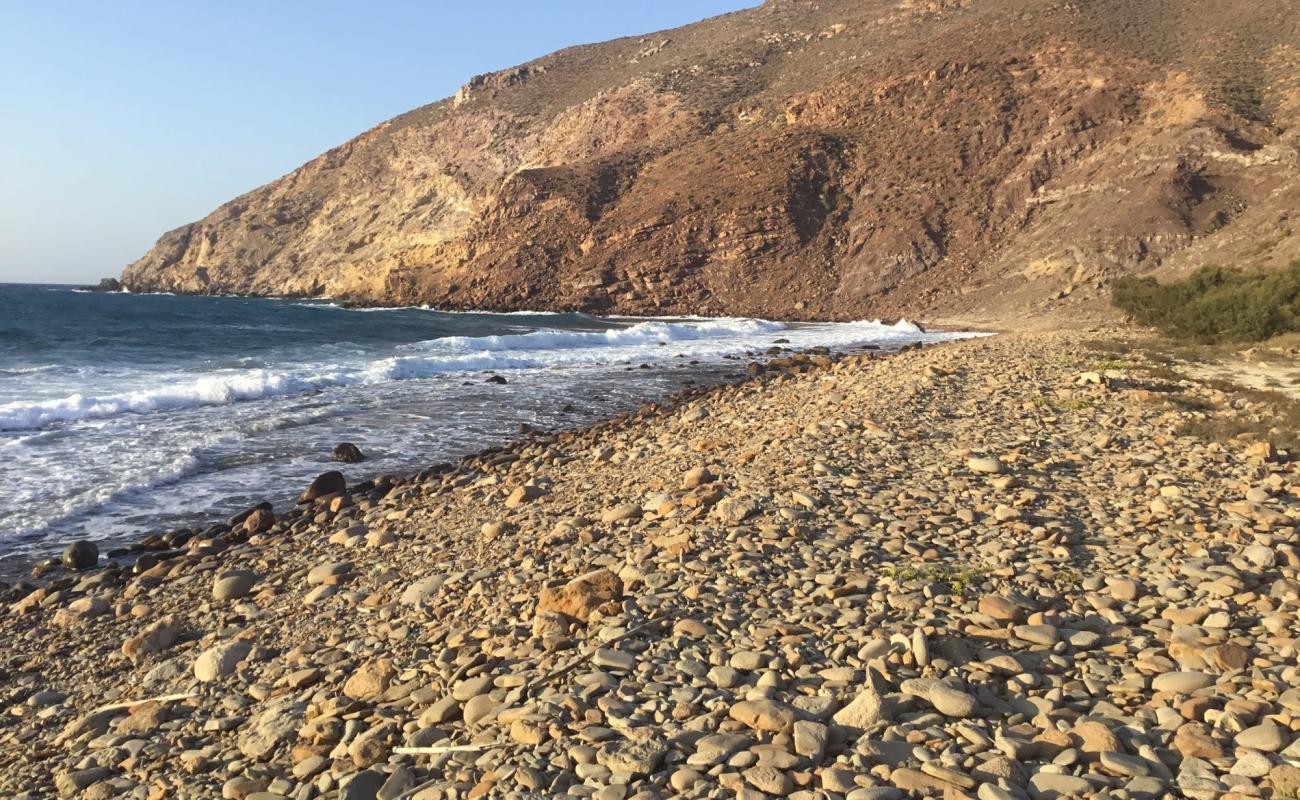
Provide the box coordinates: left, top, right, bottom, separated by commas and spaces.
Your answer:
0, 317, 957, 431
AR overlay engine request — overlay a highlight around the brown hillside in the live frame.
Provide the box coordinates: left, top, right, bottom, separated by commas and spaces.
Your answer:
122, 0, 1300, 323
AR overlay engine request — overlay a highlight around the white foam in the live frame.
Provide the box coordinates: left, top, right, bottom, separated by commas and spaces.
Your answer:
0, 317, 970, 431
292, 301, 564, 315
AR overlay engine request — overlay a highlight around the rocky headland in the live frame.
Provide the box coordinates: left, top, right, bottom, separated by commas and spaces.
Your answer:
4, 330, 1299, 799
119, 0, 1300, 324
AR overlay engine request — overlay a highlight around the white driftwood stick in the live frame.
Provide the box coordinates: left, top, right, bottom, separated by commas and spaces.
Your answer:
90, 691, 195, 714
392, 743, 502, 755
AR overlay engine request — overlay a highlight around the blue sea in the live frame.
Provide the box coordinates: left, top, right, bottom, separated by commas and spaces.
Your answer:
0, 284, 968, 571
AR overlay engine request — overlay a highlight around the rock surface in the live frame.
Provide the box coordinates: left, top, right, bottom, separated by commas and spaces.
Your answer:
119, 1, 1300, 323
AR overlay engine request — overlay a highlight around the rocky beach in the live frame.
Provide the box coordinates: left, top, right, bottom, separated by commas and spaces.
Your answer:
4, 329, 1298, 799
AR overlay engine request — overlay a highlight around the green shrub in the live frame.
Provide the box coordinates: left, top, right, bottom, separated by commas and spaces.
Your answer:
1111, 261, 1300, 343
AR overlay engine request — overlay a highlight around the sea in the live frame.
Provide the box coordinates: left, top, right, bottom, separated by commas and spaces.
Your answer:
0, 283, 970, 573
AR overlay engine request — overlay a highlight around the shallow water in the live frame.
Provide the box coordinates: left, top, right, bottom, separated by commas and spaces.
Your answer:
0, 284, 972, 570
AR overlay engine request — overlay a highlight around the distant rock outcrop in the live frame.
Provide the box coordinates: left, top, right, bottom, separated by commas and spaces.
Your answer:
121, 0, 1300, 322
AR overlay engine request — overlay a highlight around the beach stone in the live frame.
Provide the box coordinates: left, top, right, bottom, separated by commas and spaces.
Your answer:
1174, 723, 1224, 759
598, 739, 667, 776
340, 769, 384, 800
1233, 749, 1272, 777
592, 648, 635, 671
714, 495, 760, 523
1099, 751, 1152, 777
730, 699, 798, 732
833, 685, 885, 728
1270, 765, 1300, 798
744, 765, 794, 795
349, 722, 396, 767
901, 677, 977, 717
793, 720, 828, 759
510, 719, 548, 746
601, 502, 642, 523
122, 614, 183, 661
238, 701, 302, 760
1205, 642, 1249, 672
683, 466, 715, 488
480, 520, 511, 540
53, 595, 109, 626
212, 570, 258, 601
680, 405, 709, 423
506, 484, 546, 508
1107, 578, 1140, 601
378, 767, 415, 800
299, 470, 345, 503
921, 762, 976, 788
194, 639, 252, 682
1014, 624, 1059, 646
242, 508, 275, 534
1236, 721, 1288, 752
306, 561, 351, 585
536, 568, 622, 623
1152, 671, 1214, 694
56, 767, 113, 796
890, 768, 949, 792
967, 456, 1004, 474
671, 769, 704, 792
343, 658, 396, 701
1028, 771, 1092, 798
979, 594, 1022, 622
62, 540, 98, 571
462, 694, 500, 727
400, 575, 447, 605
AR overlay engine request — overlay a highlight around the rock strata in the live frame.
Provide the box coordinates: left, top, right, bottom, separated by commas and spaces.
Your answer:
119, 0, 1300, 323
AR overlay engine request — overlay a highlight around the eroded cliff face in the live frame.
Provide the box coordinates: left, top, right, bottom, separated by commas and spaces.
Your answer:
122, 0, 1300, 321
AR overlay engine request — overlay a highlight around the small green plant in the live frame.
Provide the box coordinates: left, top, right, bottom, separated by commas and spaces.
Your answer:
1112, 262, 1300, 344
1054, 397, 1094, 411
1052, 568, 1084, 589
880, 563, 991, 595
1087, 359, 1131, 372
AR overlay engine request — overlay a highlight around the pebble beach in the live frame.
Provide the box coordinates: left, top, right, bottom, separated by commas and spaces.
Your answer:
4, 330, 1299, 800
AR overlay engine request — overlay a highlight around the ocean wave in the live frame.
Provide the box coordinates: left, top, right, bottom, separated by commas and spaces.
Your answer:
0, 364, 61, 376
3, 443, 206, 539
402, 318, 784, 354
0, 317, 958, 431
292, 301, 565, 315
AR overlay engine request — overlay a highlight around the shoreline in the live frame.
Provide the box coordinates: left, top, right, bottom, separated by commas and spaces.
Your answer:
6, 329, 1290, 799
1, 337, 926, 585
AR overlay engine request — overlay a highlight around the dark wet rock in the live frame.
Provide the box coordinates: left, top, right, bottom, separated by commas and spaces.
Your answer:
332, 442, 365, 463
299, 470, 346, 503
62, 541, 98, 571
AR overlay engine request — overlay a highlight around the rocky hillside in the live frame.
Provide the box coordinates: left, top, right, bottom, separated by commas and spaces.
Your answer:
122, 0, 1300, 322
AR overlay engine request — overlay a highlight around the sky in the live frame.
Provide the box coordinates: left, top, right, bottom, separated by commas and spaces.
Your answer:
0, 1, 755, 285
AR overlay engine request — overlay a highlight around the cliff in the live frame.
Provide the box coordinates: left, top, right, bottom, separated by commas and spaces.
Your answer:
123, 0, 1300, 322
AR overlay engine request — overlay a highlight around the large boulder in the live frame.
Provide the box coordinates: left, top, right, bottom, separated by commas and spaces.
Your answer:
299, 470, 346, 503
332, 442, 365, 463
62, 540, 98, 571
242, 508, 275, 534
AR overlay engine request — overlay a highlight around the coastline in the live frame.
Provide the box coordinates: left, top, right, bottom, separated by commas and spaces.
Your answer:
4, 329, 1296, 799
0, 333, 934, 583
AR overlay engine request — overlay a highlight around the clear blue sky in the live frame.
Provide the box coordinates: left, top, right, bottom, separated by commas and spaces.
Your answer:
0, 0, 755, 285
